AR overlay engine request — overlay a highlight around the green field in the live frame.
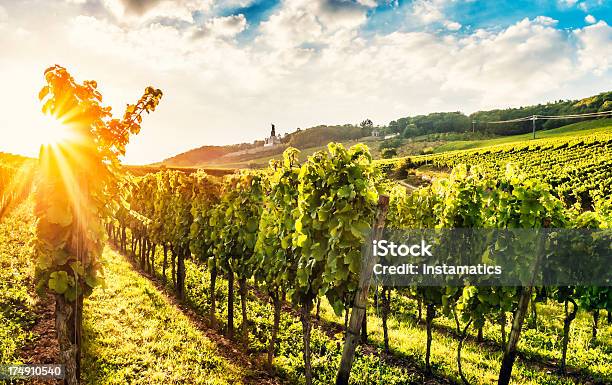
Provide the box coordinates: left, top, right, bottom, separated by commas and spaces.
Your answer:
377, 119, 612, 209
432, 118, 612, 153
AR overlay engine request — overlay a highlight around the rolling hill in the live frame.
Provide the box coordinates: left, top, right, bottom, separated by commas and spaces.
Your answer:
158, 91, 611, 169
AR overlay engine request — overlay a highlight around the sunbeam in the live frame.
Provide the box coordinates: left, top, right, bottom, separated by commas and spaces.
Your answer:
39, 114, 77, 146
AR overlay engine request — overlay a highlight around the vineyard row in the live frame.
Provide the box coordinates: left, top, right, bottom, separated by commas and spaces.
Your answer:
104, 144, 611, 385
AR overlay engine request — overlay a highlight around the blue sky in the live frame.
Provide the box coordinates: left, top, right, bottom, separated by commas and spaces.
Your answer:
443, 0, 610, 30
0, 0, 610, 163
217, 0, 612, 40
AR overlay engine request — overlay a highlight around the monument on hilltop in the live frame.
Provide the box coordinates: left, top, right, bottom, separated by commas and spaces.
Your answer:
264, 123, 281, 147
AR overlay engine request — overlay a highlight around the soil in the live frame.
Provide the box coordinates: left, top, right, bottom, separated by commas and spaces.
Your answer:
18, 293, 61, 385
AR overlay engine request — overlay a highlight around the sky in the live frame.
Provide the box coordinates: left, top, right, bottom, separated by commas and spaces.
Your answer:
0, 0, 610, 164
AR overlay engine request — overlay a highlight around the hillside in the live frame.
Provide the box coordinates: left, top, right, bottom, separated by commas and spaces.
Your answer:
189, 118, 611, 170
158, 91, 611, 168
379, 118, 612, 210
161, 124, 370, 167
432, 118, 612, 153
160, 144, 252, 167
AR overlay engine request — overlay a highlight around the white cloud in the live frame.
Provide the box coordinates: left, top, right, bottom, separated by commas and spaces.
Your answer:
574, 20, 612, 74
215, 0, 255, 7
557, 0, 578, 7
193, 14, 247, 39
412, 0, 446, 24
256, 0, 369, 50
444, 20, 462, 31
211, 14, 247, 36
585, 14, 596, 24
0, 5, 7, 23
357, 0, 379, 7
100, 0, 214, 24
316, 0, 370, 30
257, 4, 324, 50
578, 2, 589, 12
533, 16, 558, 27
437, 17, 576, 102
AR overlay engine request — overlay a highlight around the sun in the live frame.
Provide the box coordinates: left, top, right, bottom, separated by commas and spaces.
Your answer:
39, 114, 75, 146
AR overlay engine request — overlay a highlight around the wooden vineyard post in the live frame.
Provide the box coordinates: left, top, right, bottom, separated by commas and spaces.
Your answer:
52, 167, 88, 385
498, 233, 545, 385
335, 195, 389, 385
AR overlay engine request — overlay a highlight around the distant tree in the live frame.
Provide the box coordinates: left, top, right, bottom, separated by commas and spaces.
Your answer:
402, 123, 419, 138
469, 91, 612, 135
288, 124, 367, 148
360, 118, 373, 129
387, 120, 400, 134
383, 112, 470, 138
379, 138, 403, 150
382, 148, 398, 159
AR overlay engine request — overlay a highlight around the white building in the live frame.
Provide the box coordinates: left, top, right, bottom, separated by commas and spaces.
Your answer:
264, 124, 282, 147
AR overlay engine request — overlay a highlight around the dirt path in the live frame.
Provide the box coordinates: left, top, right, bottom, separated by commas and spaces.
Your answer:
18, 293, 61, 385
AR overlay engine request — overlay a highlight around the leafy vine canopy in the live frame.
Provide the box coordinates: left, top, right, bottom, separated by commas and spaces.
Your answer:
35, 65, 162, 300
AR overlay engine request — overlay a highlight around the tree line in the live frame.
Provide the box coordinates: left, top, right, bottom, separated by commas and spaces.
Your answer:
383, 91, 612, 138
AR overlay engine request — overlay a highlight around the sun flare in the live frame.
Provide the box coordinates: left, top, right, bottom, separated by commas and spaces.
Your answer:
39, 115, 75, 146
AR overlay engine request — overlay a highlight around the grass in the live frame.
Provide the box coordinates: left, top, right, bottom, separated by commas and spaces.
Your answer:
432, 118, 612, 153
121, 232, 612, 385
0, 201, 36, 365
180, 258, 419, 384
81, 248, 244, 385
125, 241, 425, 385
317, 293, 612, 385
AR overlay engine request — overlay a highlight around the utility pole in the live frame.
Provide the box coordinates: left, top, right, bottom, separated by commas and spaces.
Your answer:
472, 121, 475, 133
532, 115, 537, 139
